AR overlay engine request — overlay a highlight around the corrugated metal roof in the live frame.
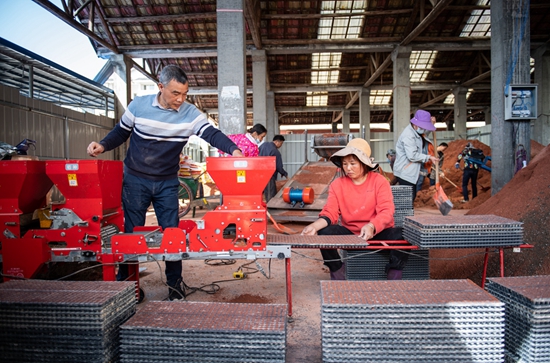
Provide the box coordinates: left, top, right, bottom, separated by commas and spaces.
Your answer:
32, 0, 550, 128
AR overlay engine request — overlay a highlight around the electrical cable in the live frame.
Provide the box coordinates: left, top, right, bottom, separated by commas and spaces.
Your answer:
204, 259, 236, 266
291, 247, 504, 263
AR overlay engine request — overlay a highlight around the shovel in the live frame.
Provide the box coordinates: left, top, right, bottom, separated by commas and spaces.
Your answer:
442, 174, 462, 192
266, 210, 299, 235
432, 133, 453, 215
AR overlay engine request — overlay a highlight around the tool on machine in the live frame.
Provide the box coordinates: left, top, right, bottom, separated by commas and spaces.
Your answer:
267, 210, 298, 235
432, 132, 453, 215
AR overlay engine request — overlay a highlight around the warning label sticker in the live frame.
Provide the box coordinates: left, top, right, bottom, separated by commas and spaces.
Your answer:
237, 170, 246, 183
68, 173, 78, 186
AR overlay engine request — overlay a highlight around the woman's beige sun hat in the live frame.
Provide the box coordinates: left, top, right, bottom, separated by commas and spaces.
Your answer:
330, 138, 378, 170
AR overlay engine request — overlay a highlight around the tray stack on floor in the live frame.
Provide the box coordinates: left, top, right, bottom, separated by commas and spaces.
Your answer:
321, 279, 505, 363
119, 301, 287, 363
485, 276, 550, 363
403, 214, 524, 248
0, 280, 136, 363
342, 249, 429, 280
391, 185, 414, 228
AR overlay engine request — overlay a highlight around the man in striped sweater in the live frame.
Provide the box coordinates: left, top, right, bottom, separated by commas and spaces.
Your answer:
87, 65, 242, 300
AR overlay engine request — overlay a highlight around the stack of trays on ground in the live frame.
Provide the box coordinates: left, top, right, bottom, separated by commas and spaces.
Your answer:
321, 279, 505, 363
403, 214, 524, 248
391, 185, 414, 227
0, 280, 136, 363
119, 301, 287, 363
178, 155, 203, 179
342, 249, 429, 280
485, 275, 550, 363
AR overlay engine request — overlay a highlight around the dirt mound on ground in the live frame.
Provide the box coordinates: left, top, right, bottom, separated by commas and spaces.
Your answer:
414, 139, 492, 210
430, 142, 550, 284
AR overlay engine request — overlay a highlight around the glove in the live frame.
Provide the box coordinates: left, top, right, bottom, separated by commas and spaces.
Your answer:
455, 163, 460, 169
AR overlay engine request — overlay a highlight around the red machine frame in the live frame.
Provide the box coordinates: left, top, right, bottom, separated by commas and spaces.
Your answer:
1, 160, 123, 279
0, 157, 282, 300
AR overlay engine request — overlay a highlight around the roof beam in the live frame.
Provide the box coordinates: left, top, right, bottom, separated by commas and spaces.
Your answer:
244, 0, 262, 50
101, 12, 217, 24
418, 70, 491, 109
205, 104, 487, 115
345, 0, 453, 109
263, 9, 413, 20
99, 40, 494, 59
32, 0, 119, 54
186, 82, 491, 96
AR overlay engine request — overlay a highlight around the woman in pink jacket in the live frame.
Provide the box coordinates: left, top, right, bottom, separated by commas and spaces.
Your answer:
220, 123, 267, 157
302, 138, 407, 280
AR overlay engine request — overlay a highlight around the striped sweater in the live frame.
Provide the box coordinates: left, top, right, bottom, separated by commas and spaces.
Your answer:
100, 93, 239, 180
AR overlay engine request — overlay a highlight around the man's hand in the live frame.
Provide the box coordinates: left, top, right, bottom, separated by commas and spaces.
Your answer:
455, 162, 460, 169
232, 149, 243, 157
87, 142, 104, 157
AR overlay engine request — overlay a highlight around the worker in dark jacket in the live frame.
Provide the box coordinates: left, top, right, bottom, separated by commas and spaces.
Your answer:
259, 135, 288, 201
455, 142, 482, 203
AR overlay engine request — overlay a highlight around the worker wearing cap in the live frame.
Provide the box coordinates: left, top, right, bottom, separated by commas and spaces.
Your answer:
386, 148, 398, 185
302, 138, 407, 280
393, 109, 439, 200
386, 148, 396, 170
87, 65, 242, 301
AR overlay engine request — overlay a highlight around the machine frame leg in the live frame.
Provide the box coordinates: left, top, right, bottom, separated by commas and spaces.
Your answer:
481, 248, 490, 288
286, 257, 293, 319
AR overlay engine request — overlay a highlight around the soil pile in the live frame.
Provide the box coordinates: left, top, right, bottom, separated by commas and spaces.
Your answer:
430, 142, 550, 284
414, 139, 492, 210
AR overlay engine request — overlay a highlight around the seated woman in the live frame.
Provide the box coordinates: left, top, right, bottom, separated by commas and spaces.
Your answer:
219, 123, 267, 157
301, 138, 407, 280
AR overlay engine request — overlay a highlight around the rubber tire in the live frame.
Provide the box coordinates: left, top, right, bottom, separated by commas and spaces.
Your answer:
178, 180, 193, 218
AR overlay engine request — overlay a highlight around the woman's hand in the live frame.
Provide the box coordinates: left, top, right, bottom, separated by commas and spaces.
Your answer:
301, 224, 317, 236
302, 218, 328, 236
358, 223, 376, 241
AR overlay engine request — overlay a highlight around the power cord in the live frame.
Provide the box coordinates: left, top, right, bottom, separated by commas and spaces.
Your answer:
290, 248, 499, 263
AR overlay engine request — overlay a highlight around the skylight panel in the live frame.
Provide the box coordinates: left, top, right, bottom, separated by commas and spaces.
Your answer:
410, 51, 437, 82
370, 90, 392, 105
312, 1, 368, 106
312, 53, 342, 70
460, 0, 491, 37
307, 92, 329, 106
443, 90, 473, 104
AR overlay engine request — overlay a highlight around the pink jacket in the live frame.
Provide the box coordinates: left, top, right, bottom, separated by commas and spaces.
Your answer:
219, 133, 259, 157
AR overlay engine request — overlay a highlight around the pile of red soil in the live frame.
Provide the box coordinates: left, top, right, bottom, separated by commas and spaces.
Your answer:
414, 139, 493, 210
430, 141, 550, 284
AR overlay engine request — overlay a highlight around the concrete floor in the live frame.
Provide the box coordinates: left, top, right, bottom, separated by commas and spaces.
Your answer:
137, 205, 468, 363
